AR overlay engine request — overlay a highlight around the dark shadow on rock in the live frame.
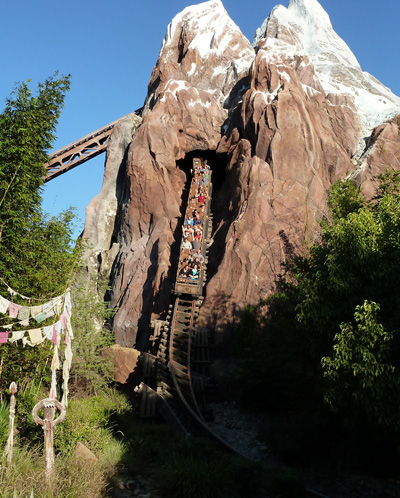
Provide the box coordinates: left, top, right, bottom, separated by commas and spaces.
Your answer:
202, 290, 244, 358
136, 239, 160, 351
219, 76, 250, 143
278, 229, 296, 263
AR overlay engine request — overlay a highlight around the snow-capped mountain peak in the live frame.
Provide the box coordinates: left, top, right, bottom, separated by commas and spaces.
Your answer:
162, 0, 245, 61
253, 0, 400, 136
254, 0, 359, 69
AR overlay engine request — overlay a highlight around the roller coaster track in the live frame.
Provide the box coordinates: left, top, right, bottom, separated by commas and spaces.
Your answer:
168, 298, 205, 421
139, 300, 247, 456
44, 108, 142, 182
136, 158, 250, 455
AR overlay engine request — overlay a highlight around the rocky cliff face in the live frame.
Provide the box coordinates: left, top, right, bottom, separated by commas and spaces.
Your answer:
83, 0, 400, 348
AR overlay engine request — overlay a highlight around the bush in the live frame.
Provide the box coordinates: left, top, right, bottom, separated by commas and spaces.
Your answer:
54, 388, 130, 457
69, 274, 115, 395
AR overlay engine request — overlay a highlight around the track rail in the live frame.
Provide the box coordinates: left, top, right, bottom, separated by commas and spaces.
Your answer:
168, 297, 205, 421
137, 157, 252, 455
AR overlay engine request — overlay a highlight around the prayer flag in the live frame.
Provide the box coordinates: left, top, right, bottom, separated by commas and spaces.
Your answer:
52, 326, 57, 344
29, 328, 44, 345
51, 345, 60, 371
18, 306, 30, 321
64, 291, 72, 315
8, 302, 21, 318
43, 301, 54, 319
30, 305, 42, 318
43, 325, 53, 340
0, 295, 10, 314
60, 310, 68, 329
52, 296, 63, 315
9, 331, 25, 343
0, 331, 9, 343
34, 312, 46, 323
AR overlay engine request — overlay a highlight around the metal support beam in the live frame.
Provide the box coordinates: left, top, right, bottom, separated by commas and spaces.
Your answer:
44, 108, 142, 182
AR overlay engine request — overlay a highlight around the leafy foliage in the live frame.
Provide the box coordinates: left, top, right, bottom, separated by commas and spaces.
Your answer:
326, 178, 365, 222
0, 342, 52, 396
293, 172, 400, 345
322, 300, 400, 430
54, 389, 130, 457
0, 208, 83, 305
0, 75, 83, 424
69, 274, 115, 394
0, 75, 82, 300
0, 400, 9, 449
0, 74, 70, 244
232, 170, 400, 466
0, 74, 130, 498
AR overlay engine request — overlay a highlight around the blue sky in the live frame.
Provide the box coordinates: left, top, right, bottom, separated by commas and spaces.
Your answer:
1, 0, 399, 237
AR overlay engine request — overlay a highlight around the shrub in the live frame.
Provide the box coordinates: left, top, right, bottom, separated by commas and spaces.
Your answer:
54, 388, 130, 457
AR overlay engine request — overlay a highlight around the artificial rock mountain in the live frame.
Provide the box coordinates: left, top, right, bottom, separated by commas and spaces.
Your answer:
83, 0, 400, 349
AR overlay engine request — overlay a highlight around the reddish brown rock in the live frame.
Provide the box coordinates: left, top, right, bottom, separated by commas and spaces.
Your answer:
200, 46, 363, 333
82, 112, 142, 278
106, 1, 255, 348
102, 344, 141, 384
73, 442, 98, 466
357, 118, 400, 199
83, 1, 400, 349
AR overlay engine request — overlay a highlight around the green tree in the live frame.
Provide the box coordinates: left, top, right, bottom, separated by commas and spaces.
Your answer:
0, 75, 83, 398
0, 73, 78, 297
70, 273, 115, 394
322, 300, 400, 430
0, 74, 70, 243
293, 172, 400, 343
326, 177, 365, 223
0, 208, 83, 299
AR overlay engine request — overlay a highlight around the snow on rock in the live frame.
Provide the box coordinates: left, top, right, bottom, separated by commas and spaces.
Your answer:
253, 0, 400, 139
144, 0, 255, 111
162, 0, 249, 63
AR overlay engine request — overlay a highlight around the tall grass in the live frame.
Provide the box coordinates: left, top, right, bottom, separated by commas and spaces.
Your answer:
0, 400, 9, 449
54, 387, 130, 457
0, 387, 131, 498
0, 446, 108, 498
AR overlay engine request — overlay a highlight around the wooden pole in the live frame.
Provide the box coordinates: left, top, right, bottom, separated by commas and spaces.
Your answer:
43, 404, 55, 479
32, 398, 66, 482
4, 382, 17, 467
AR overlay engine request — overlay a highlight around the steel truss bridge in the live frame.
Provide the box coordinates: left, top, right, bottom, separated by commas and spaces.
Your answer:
44, 108, 142, 182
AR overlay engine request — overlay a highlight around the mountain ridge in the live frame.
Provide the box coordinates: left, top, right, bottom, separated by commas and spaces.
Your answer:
252, 0, 400, 139
82, 0, 400, 348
